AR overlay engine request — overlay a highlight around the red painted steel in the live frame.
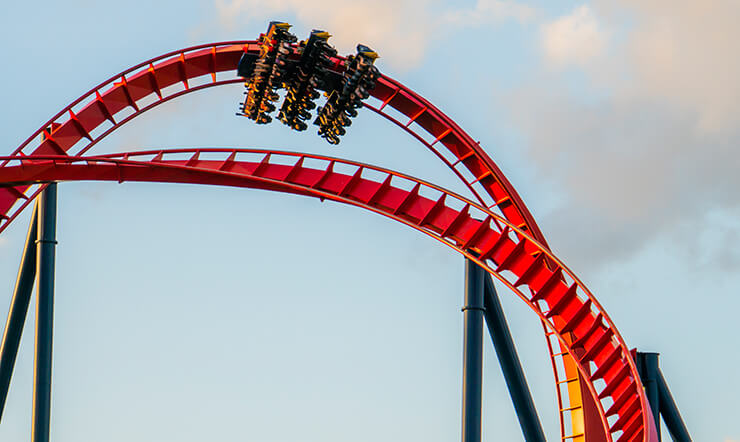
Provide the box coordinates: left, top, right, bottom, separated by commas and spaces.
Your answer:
0, 39, 658, 441
0, 149, 656, 441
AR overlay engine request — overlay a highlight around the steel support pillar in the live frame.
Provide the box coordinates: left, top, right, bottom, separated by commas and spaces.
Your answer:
461, 258, 484, 442
637, 351, 693, 442
637, 352, 661, 441
657, 368, 691, 442
32, 183, 57, 442
0, 204, 39, 421
482, 275, 546, 442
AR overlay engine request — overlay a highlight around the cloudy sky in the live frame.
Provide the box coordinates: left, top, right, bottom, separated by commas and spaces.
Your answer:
0, 1, 738, 441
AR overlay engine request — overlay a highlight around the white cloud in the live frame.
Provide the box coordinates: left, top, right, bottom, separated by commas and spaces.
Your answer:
501, 0, 740, 271
442, 0, 537, 27
214, 0, 536, 70
619, 0, 740, 132
539, 1, 740, 131
541, 5, 607, 67
215, 0, 431, 69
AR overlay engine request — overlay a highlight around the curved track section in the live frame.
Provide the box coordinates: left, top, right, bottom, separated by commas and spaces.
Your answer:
0, 41, 657, 441
0, 44, 592, 436
1, 149, 654, 441
0, 41, 541, 245
0, 43, 591, 432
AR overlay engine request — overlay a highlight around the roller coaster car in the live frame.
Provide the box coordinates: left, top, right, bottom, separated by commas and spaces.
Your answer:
237, 52, 259, 78
237, 21, 298, 122
276, 30, 337, 130
237, 21, 295, 79
317, 44, 379, 97
312, 44, 379, 144
236, 22, 380, 145
356, 44, 379, 62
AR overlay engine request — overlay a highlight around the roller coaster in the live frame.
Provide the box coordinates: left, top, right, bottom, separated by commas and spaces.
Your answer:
0, 22, 691, 442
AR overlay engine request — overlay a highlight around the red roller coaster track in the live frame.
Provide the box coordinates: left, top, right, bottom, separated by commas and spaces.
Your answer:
0, 42, 658, 442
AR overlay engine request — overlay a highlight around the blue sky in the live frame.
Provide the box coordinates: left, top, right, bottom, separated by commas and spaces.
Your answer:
1, 1, 739, 441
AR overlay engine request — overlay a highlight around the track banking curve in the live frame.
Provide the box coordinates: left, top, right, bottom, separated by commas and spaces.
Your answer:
0, 42, 596, 439
0, 42, 657, 442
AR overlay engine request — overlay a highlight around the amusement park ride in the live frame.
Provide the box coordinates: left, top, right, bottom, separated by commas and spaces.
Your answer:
0, 22, 693, 442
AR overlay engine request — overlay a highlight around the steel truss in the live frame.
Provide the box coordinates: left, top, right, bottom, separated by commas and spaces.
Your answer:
0, 37, 694, 442
0, 42, 604, 439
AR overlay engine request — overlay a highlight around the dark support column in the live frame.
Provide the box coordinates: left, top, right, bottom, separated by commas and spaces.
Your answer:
0, 205, 39, 421
657, 368, 692, 442
482, 275, 546, 442
637, 352, 661, 441
461, 258, 485, 442
32, 183, 57, 442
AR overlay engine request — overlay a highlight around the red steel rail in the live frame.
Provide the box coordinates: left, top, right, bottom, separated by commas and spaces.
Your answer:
1, 149, 656, 441
0, 40, 658, 441
0, 44, 588, 434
